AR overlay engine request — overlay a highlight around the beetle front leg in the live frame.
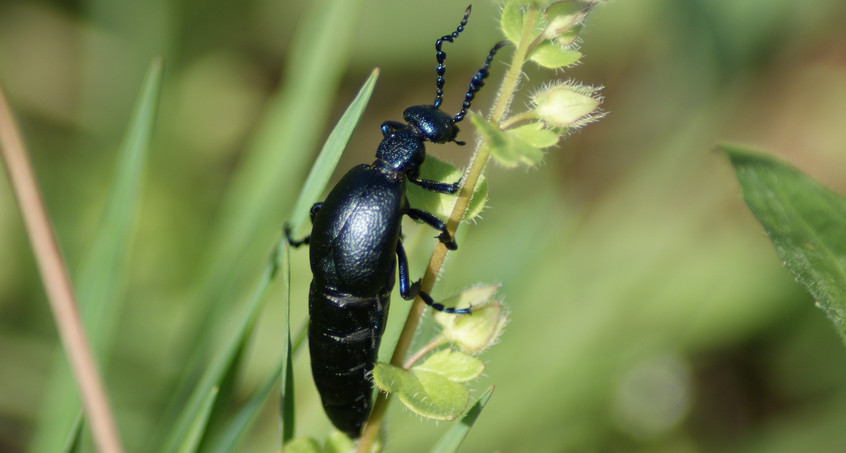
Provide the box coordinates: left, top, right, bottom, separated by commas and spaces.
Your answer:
406, 208, 457, 250
409, 176, 461, 195
284, 202, 323, 247
396, 240, 471, 314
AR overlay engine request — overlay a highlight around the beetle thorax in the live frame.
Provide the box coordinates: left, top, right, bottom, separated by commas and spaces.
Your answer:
374, 127, 426, 176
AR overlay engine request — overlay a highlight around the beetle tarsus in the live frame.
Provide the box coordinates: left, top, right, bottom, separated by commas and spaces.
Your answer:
284, 223, 309, 247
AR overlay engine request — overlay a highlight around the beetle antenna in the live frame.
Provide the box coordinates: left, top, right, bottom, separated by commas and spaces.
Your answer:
453, 40, 507, 124
434, 5, 472, 109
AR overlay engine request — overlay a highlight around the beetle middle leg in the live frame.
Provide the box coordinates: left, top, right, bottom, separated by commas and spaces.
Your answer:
406, 208, 457, 250
409, 176, 461, 194
284, 202, 323, 247
396, 240, 471, 314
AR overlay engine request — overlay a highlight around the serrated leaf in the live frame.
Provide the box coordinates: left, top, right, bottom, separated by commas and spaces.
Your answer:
723, 145, 846, 341
528, 42, 582, 68
430, 386, 495, 453
416, 349, 485, 383
283, 437, 322, 453
373, 364, 470, 420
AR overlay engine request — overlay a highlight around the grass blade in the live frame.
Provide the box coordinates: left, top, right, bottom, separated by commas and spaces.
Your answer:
287, 68, 380, 233
27, 57, 163, 452
158, 0, 367, 433
430, 386, 495, 453
177, 387, 220, 453
158, 252, 275, 453
281, 244, 296, 444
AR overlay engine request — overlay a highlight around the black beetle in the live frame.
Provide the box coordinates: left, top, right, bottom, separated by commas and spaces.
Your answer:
285, 5, 504, 438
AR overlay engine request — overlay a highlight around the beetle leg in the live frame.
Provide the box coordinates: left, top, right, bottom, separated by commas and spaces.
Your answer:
309, 202, 323, 222
381, 121, 406, 136
396, 240, 471, 314
396, 240, 418, 300
406, 208, 457, 250
285, 202, 322, 247
284, 223, 309, 247
409, 176, 461, 194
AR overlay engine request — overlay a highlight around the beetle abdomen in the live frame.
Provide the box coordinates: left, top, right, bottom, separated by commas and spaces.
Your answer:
307, 281, 391, 438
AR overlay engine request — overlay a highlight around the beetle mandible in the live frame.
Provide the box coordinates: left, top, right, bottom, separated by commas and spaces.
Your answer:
285, 5, 505, 438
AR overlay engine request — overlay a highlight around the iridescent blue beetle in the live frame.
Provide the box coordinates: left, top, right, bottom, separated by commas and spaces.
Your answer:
286, 5, 504, 438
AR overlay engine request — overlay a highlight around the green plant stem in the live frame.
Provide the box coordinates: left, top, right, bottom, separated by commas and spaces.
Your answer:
355, 7, 540, 452
403, 337, 448, 369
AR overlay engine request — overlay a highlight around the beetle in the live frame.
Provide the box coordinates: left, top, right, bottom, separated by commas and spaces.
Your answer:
285, 5, 505, 438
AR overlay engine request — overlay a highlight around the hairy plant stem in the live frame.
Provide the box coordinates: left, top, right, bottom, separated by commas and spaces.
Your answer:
355, 7, 540, 452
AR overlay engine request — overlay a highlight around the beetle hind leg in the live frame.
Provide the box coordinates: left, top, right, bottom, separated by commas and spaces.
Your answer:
396, 240, 471, 314
406, 208, 457, 250
284, 202, 323, 247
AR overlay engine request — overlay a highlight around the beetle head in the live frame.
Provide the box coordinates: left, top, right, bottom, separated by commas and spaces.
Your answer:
403, 105, 459, 144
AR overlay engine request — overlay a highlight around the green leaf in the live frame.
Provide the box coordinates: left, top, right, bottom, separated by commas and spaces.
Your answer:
323, 432, 356, 453
416, 349, 485, 383
500, 3, 524, 44
288, 68, 380, 235
430, 386, 495, 453
722, 145, 846, 340
503, 128, 548, 167
471, 113, 556, 168
373, 362, 406, 393
528, 42, 582, 69
33, 58, 163, 452
176, 387, 219, 453
405, 157, 488, 222
500, 2, 547, 45
373, 364, 470, 420
469, 113, 517, 167
510, 122, 560, 148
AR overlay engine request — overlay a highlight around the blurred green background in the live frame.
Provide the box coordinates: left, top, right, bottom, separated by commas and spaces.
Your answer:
3, 0, 846, 451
